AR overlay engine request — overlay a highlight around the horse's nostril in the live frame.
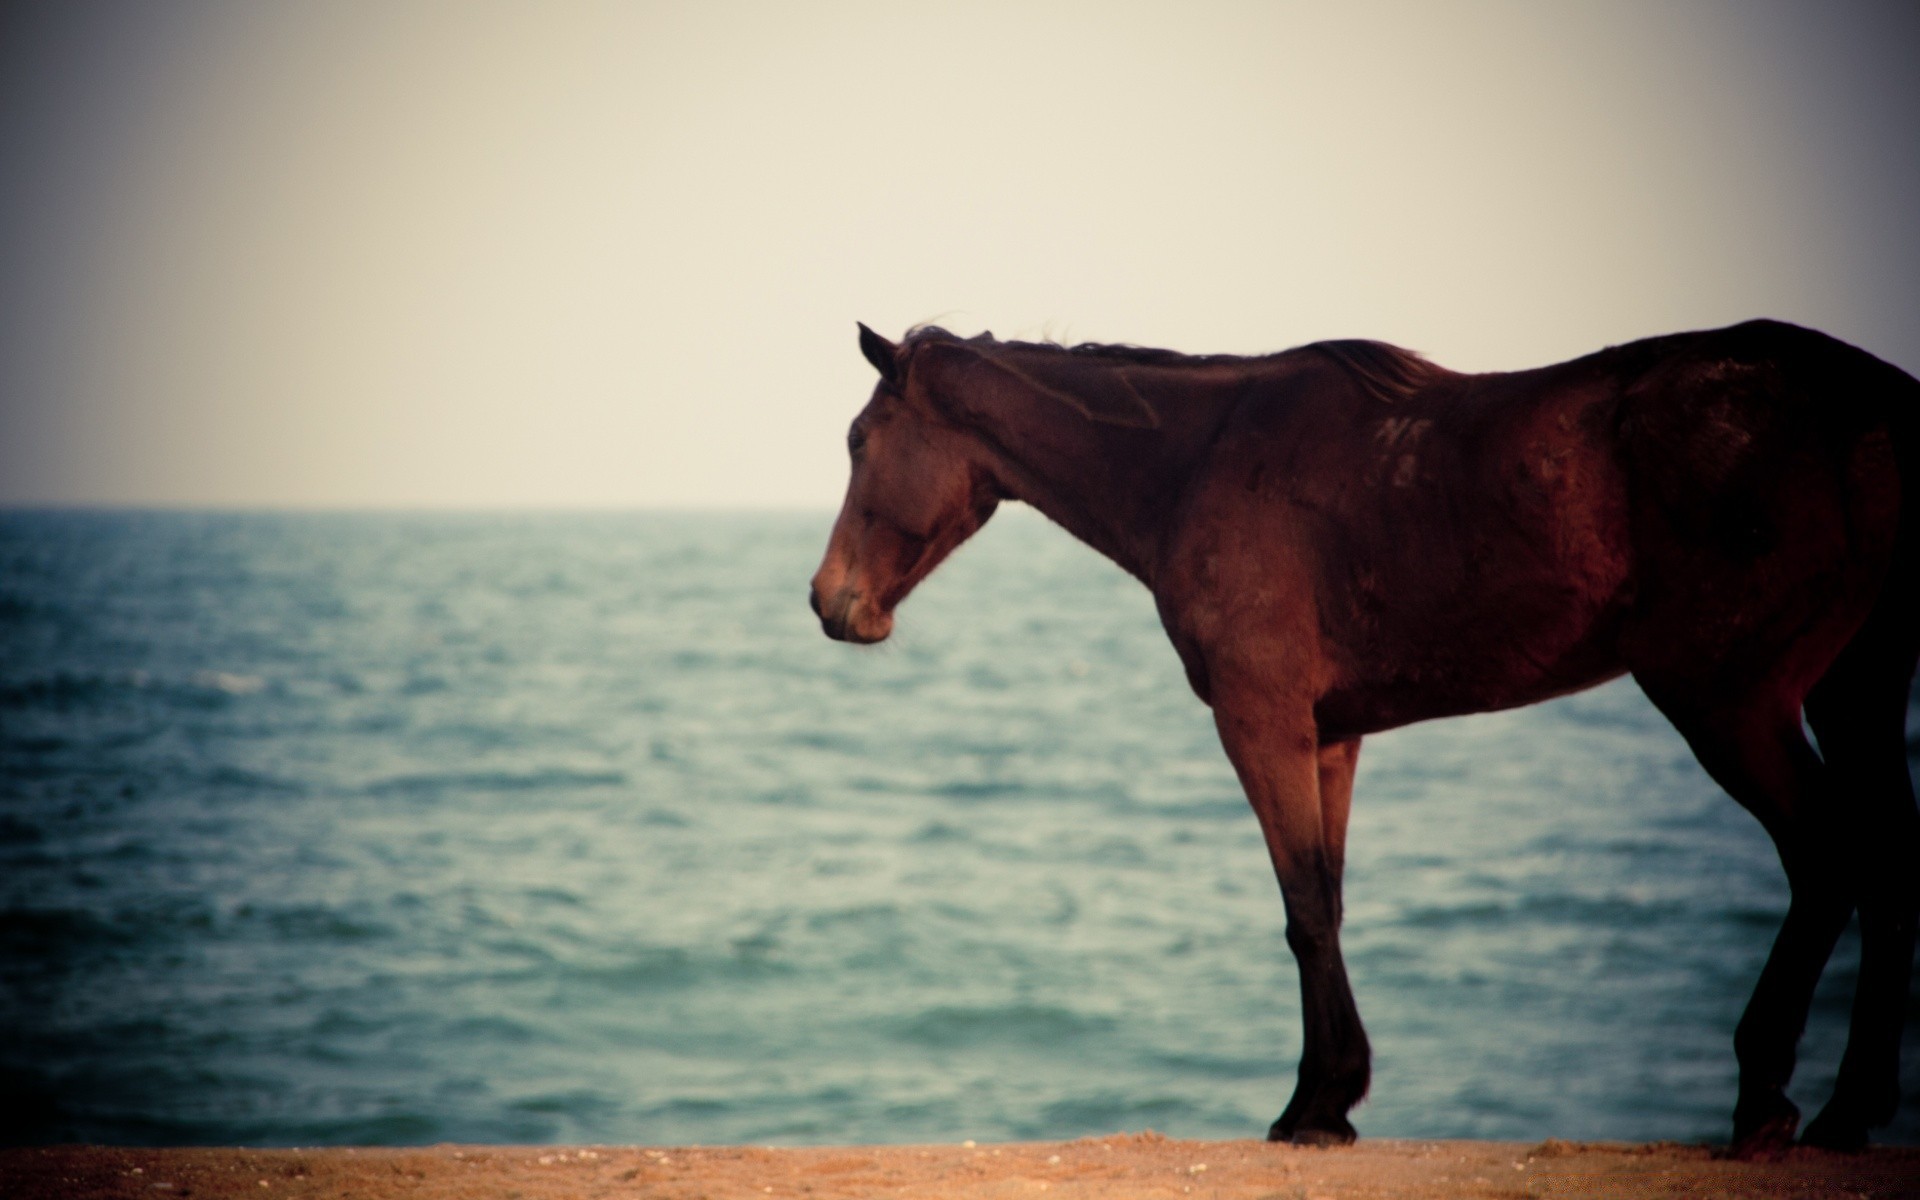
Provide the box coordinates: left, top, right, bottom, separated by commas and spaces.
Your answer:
809, 587, 823, 618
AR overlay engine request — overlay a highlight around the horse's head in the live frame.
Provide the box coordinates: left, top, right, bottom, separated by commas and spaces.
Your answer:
809, 323, 1002, 643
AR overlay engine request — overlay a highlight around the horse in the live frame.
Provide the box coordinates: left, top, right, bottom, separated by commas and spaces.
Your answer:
808, 318, 1919, 1156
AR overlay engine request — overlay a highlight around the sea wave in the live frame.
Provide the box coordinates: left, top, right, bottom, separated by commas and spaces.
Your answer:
0, 509, 1912, 1148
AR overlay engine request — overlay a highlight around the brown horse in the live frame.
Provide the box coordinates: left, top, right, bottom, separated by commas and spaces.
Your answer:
808, 318, 1919, 1155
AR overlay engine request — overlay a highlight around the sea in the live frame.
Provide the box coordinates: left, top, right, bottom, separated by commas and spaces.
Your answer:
1, 506, 1915, 1148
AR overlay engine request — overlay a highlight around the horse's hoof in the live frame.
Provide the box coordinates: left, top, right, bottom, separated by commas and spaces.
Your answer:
1272, 1118, 1355, 1148
1729, 1091, 1799, 1161
1266, 1110, 1301, 1142
1800, 1110, 1869, 1153
1728, 1116, 1798, 1162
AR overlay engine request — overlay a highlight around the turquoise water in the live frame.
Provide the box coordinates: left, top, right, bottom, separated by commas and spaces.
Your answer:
1, 507, 1914, 1147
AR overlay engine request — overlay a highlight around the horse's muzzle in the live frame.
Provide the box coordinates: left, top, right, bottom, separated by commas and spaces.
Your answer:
810, 582, 891, 644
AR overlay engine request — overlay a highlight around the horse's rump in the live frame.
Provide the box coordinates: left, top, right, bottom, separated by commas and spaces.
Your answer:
1611, 321, 1913, 696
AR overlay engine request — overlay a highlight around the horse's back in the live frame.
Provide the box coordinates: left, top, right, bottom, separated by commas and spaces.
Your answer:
1158, 321, 1918, 731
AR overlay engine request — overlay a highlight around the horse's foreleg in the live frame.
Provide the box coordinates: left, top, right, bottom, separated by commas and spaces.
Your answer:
1277, 736, 1367, 1144
1214, 696, 1368, 1146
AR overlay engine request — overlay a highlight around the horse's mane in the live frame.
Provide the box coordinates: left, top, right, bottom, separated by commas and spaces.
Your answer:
903, 324, 1253, 368
902, 325, 1447, 408
1305, 339, 1448, 405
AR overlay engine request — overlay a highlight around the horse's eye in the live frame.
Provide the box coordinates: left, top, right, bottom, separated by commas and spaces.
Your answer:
847, 427, 867, 456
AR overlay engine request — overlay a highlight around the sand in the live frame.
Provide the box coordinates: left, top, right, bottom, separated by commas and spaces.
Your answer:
6, 1135, 1918, 1199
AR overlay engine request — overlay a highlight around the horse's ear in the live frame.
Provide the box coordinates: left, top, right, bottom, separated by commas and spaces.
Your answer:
916, 341, 1160, 430
857, 322, 900, 386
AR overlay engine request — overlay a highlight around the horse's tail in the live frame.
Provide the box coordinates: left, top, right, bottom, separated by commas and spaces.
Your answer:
1749, 322, 1919, 629
1893, 358, 1920, 600
1850, 341, 1920, 647
1883, 352, 1920, 693
1799, 330, 1920, 761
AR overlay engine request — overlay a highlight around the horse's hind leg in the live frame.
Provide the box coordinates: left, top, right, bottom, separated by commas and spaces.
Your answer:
1633, 675, 1851, 1157
1798, 606, 1920, 1150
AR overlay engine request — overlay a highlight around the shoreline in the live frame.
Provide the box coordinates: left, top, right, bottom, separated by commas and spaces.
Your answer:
7, 1134, 1918, 1198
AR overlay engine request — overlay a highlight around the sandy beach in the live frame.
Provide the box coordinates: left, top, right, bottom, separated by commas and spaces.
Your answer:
7, 1135, 1918, 1199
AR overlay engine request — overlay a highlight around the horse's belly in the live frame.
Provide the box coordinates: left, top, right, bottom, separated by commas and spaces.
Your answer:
1313, 536, 1636, 737
1314, 610, 1629, 737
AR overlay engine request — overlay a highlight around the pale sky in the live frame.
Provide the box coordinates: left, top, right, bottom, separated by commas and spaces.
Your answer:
1, 0, 1915, 509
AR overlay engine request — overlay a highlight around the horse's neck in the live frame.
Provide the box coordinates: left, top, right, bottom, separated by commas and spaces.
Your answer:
994, 449, 1160, 583
957, 353, 1233, 585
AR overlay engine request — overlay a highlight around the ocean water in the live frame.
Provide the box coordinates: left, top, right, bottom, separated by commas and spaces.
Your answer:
1, 507, 1914, 1149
